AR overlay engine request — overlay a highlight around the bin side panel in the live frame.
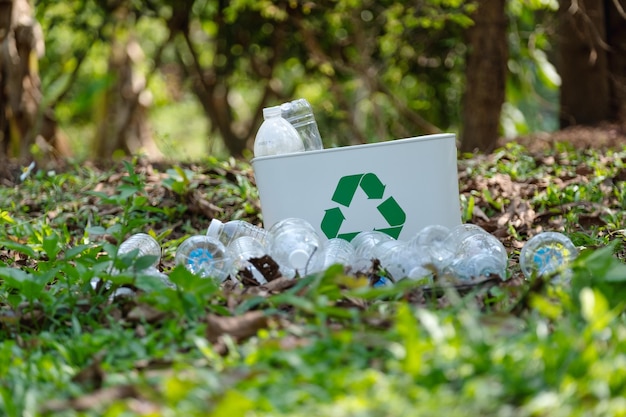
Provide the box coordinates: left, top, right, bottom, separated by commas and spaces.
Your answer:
252, 134, 461, 241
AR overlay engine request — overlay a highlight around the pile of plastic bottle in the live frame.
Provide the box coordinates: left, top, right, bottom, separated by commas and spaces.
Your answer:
109, 218, 579, 291
96, 98, 579, 292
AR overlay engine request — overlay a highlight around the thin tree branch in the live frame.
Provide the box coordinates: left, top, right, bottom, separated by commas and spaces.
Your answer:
611, 0, 626, 19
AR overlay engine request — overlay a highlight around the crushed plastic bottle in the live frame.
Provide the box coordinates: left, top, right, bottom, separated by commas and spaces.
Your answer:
118, 233, 161, 268
207, 219, 268, 247
253, 106, 305, 157
175, 235, 231, 282
308, 238, 356, 275
520, 232, 578, 279
279, 98, 324, 151
267, 217, 321, 275
227, 236, 268, 284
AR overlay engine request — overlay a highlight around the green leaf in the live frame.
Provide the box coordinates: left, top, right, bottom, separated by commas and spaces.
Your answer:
0, 240, 37, 258
0, 210, 16, 224
209, 390, 255, 417
168, 265, 220, 296
42, 232, 61, 260
574, 243, 626, 282
0, 266, 31, 284
133, 254, 159, 271
63, 244, 93, 260
571, 243, 626, 310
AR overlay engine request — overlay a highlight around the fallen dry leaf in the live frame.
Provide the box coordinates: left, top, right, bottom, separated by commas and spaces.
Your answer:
41, 385, 139, 413
205, 310, 272, 344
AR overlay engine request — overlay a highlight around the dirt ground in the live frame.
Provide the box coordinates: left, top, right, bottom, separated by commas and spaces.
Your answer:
497, 122, 626, 153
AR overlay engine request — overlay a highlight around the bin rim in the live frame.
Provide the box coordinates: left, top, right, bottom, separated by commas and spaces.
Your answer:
251, 133, 455, 164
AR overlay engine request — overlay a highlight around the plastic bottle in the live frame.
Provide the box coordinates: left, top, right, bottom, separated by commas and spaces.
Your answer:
409, 224, 453, 272
376, 240, 433, 283
445, 252, 506, 281
207, 219, 268, 247
253, 106, 305, 157
308, 238, 356, 274
519, 232, 578, 280
279, 98, 324, 151
350, 230, 394, 273
174, 235, 231, 282
441, 224, 508, 281
117, 233, 161, 268
443, 223, 490, 249
227, 236, 268, 284
267, 218, 321, 275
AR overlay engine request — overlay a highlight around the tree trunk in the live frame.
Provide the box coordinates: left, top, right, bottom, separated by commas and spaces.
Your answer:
91, 36, 162, 160
460, 0, 508, 154
0, 0, 43, 158
606, 0, 626, 124
557, 0, 611, 127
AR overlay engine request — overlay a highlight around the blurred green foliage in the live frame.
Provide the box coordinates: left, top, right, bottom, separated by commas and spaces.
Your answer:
34, 0, 559, 160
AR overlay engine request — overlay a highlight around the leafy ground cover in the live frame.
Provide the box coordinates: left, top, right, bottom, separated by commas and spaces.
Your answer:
2, 132, 626, 416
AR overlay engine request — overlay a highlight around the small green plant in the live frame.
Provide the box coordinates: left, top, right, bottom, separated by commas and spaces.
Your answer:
2, 145, 626, 416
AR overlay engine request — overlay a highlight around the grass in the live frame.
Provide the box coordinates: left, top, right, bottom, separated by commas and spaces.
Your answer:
2, 142, 626, 416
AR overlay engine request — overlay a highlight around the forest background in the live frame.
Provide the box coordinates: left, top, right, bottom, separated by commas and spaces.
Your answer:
1, 0, 625, 172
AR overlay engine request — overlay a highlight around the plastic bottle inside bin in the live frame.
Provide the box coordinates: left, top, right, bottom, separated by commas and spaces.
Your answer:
175, 235, 231, 282
253, 106, 305, 157
227, 236, 268, 284
118, 233, 161, 268
280, 98, 324, 151
207, 219, 268, 247
268, 218, 321, 275
520, 232, 578, 280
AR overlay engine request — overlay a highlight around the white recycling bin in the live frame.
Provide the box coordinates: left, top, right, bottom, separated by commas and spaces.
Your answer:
251, 133, 461, 242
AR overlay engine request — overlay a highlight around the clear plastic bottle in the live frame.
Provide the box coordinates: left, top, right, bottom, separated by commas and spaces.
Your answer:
308, 238, 356, 275
520, 232, 578, 279
376, 240, 433, 283
267, 217, 321, 275
350, 230, 394, 273
446, 252, 506, 281
118, 233, 161, 268
455, 232, 508, 268
175, 235, 231, 282
409, 224, 453, 272
443, 223, 489, 249
207, 219, 268, 247
279, 98, 324, 151
227, 236, 268, 284
253, 106, 305, 157
443, 225, 508, 281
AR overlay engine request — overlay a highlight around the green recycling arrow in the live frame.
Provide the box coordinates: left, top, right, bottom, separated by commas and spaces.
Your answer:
331, 174, 363, 207
321, 172, 407, 241
377, 197, 406, 226
321, 207, 345, 239
360, 173, 385, 199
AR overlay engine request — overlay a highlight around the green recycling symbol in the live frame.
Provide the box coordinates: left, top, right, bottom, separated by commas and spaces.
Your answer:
321, 173, 406, 241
